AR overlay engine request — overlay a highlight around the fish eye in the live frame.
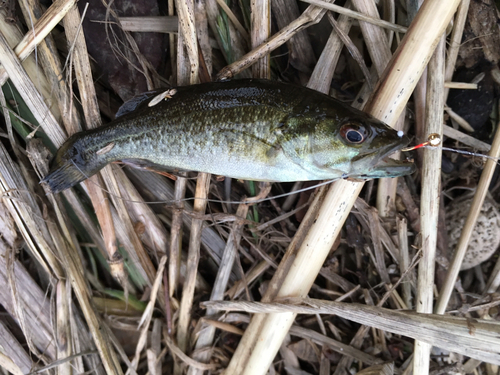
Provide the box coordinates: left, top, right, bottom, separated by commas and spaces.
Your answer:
340, 123, 366, 144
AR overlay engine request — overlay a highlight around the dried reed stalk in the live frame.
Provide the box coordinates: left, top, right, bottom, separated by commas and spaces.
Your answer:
251, 0, 270, 78
204, 299, 500, 365
300, 0, 407, 33
435, 104, 500, 312
413, 35, 445, 375
18, 0, 81, 134
216, 0, 335, 80
225, 0, 461, 372
0, 0, 75, 85
188, 204, 249, 375
119, 16, 178, 33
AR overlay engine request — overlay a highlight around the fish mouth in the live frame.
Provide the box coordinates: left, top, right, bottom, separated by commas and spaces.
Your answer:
353, 137, 416, 179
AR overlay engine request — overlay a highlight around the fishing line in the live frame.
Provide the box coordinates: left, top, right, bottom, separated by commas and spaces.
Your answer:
403, 133, 500, 164
65, 158, 337, 205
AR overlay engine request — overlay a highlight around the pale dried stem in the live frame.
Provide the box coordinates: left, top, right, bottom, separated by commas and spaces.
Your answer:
56, 281, 71, 374
413, 35, 445, 375
436, 104, 500, 312
127, 256, 167, 375
352, 0, 391, 78
397, 217, 413, 309
119, 16, 178, 33
0, 32, 66, 147
205, 299, 500, 365
300, 0, 407, 33
204, 0, 249, 75
444, 81, 477, 89
251, 0, 270, 78
217, 0, 334, 80
225, 0, 461, 372
0, 0, 75, 85
18, 0, 82, 135
348, 0, 405, 218
169, 176, 187, 297
327, 13, 371, 87
442, 124, 490, 151
308, 7, 352, 93
443, 0, 470, 102
188, 204, 249, 375
175, 0, 198, 84
176, 173, 211, 366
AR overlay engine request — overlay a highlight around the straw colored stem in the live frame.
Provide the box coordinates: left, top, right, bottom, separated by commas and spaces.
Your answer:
216, 1, 332, 80
169, 177, 186, 297
366, 0, 461, 124
435, 106, 500, 313
0, 0, 76, 85
251, 0, 270, 78
413, 35, 445, 375
174, 0, 198, 84
119, 16, 178, 33
176, 173, 211, 356
0, 32, 66, 147
225, 0, 461, 372
443, 0, 470, 102
188, 204, 249, 375
300, 0, 407, 33
204, 299, 500, 365
17, 0, 81, 134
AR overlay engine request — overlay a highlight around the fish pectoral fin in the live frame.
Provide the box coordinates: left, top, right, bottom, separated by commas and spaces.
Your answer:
118, 159, 188, 179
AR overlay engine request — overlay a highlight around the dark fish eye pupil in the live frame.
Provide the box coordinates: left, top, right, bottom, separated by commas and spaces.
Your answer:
346, 129, 363, 143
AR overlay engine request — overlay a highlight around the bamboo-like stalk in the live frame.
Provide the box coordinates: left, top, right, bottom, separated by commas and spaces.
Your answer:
413, 35, 445, 375
18, 0, 81, 135
0, 0, 76, 85
188, 204, 249, 375
251, 0, 270, 78
435, 105, 500, 313
0, 32, 66, 146
225, 0, 461, 372
204, 299, 500, 365
216, 0, 334, 80
443, 0, 470, 102
174, 0, 198, 84
119, 16, 178, 33
176, 173, 211, 372
300, 0, 407, 33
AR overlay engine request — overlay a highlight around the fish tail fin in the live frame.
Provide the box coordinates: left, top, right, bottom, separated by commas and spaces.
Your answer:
42, 159, 89, 194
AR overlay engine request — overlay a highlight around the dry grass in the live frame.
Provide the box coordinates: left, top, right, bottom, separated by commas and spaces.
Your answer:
0, 0, 500, 374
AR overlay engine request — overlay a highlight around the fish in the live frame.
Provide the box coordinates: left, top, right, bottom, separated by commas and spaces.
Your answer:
42, 79, 415, 193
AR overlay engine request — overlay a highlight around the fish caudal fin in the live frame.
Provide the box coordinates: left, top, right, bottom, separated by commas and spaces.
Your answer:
42, 159, 89, 194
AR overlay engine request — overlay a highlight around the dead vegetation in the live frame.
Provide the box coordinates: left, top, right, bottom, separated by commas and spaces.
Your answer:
0, 0, 500, 374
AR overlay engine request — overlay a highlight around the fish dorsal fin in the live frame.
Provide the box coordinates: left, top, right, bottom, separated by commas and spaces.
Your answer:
115, 88, 175, 118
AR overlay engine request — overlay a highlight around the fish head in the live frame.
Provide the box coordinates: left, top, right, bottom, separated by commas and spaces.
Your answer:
42, 133, 104, 193
310, 115, 416, 179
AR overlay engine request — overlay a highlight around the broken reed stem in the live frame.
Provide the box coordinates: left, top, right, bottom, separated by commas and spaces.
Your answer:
176, 173, 211, 363
443, 0, 470, 102
174, 0, 198, 84
0, 0, 76, 86
250, 0, 270, 78
216, 0, 332, 80
225, 0, 461, 372
435, 103, 500, 313
413, 35, 445, 375
187, 204, 249, 375
299, 0, 407, 33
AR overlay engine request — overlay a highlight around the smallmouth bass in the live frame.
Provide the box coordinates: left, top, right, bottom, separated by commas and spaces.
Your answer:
43, 79, 415, 193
